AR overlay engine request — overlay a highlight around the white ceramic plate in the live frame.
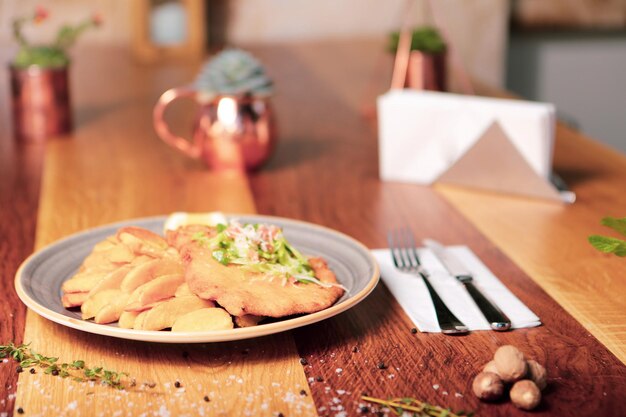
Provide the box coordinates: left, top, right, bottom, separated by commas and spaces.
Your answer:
15, 215, 379, 343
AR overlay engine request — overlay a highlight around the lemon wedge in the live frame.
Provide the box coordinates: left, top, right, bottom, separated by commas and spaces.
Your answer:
163, 212, 228, 233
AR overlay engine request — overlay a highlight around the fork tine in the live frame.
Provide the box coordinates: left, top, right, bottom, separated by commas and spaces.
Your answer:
387, 230, 402, 269
403, 228, 422, 268
398, 227, 417, 269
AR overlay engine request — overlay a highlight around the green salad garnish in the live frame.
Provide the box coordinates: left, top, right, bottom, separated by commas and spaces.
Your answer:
192, 221, 339, 288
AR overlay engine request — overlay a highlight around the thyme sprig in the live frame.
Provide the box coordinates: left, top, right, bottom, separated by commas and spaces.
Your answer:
0, 342, 129, 390
361, 396, 473, 417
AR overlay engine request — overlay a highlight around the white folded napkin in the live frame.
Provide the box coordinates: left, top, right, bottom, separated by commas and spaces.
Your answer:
372, 246, 541, 332
377, 90, 555, 184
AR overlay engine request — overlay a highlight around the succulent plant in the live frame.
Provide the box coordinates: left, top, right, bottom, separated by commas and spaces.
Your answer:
388, 27, 446, 55
195, 49, 273, 98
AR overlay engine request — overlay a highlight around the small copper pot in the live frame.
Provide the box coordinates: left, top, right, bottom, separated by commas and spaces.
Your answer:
405, 51, 446, 92
154, 88, 277, 171
10, 65, 72, 142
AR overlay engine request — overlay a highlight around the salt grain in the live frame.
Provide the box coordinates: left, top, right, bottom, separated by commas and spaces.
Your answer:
335, 368, 342, 373
433, 384, 440, 390
67, 401, 78, 410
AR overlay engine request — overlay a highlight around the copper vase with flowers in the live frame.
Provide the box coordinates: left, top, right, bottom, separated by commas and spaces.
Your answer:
9, 7, 102, 142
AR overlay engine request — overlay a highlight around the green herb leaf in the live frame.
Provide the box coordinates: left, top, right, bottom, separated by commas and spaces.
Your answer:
1, 341, 130, 389
588, 235, 626, 256
601, 216, 626, 237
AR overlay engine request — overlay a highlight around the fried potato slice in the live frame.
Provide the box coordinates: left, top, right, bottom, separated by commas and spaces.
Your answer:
61, 292, 89, 308
117, 227, 169, 257
133, 309, 150, 330
140, 295, 215, 331
118, 311, 140, 329
86, 264, 133, 296
62, 265, 118, 293
94, 292, 130, 324
82, 242, 135, 268
234, 314, 265, 328
171, 308, 234, 332
174, 283, 193, 297
120, 257, 184, 293
81, 289, 123, 320
124, 274, 185, 311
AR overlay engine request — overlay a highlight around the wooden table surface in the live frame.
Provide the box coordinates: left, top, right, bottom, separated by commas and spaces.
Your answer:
1, 40, 625, 417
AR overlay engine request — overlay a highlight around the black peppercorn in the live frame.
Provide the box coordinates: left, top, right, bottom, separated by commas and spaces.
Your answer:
410, 328, 417, 334
299, 358, 308, 365
299, 389, 307, 396
51, 369, 59, 376
17, 407, 24, 414
315, 376, 323, 382
352, 346, 359, 353
360, 405, 370, 413
29, 368, 36, 374
16, 366, 23, 373
174, 381, 181, 388
203, 395, 210, 402
377, 362, 387, 370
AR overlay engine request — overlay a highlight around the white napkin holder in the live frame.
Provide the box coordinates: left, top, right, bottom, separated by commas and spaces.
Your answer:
377, 90, 574, 203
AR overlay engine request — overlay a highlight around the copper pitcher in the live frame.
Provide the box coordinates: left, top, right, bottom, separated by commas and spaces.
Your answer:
153, 87, 277, 171
10, 65, 72, 141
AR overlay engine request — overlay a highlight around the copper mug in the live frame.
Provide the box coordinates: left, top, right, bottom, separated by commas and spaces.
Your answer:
153, 88, 276, 171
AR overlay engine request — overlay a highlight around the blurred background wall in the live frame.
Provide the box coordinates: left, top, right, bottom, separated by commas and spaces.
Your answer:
0, 0, 624, 153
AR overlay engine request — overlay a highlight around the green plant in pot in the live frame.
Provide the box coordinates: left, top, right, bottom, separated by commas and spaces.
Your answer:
388, 26, 447, 91
10, 6, 102, 141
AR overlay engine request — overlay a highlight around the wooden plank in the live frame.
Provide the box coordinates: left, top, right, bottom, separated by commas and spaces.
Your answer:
12, 48, 317, 417
0, 101, 44, 417
436, 123, 626, 364
247, 41, 626, 416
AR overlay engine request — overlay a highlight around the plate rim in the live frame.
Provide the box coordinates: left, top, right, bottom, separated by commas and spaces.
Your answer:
14, 214, 380, 343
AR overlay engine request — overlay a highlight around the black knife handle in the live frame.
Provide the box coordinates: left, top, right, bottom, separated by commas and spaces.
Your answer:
464, 281, 511, 331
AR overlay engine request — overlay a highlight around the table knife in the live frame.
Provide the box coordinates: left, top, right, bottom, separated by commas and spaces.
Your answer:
423, 239, 511, 331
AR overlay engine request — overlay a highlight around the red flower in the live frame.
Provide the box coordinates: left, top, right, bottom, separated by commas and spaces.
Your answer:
33, 5, 48, 24
92, 12, 103, 27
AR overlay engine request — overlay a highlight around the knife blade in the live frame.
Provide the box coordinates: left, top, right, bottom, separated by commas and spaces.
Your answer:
423, 239, 511, 331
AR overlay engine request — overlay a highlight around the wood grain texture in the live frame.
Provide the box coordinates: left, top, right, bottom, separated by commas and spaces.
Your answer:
436, 123, 626, 364
0, 54, 44, 415
2, 40, 626, 417
247, 40, 626, 416
11, 47, 316, 417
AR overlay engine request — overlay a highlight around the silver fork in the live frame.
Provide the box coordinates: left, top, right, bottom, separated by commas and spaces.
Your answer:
388, 228, 469, 335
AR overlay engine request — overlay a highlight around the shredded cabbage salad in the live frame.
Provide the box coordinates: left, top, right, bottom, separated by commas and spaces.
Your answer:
192, 221, 343, 289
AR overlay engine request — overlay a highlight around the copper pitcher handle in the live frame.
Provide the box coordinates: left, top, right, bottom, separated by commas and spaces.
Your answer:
153, 87, 202, 159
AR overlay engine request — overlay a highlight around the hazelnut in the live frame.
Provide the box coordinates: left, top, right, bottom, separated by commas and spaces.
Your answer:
483, 360, 499, 375
526, 359, 547, 391
494, 345, 527, 383
472, 372, 504, 401
510, 380, 541, 410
